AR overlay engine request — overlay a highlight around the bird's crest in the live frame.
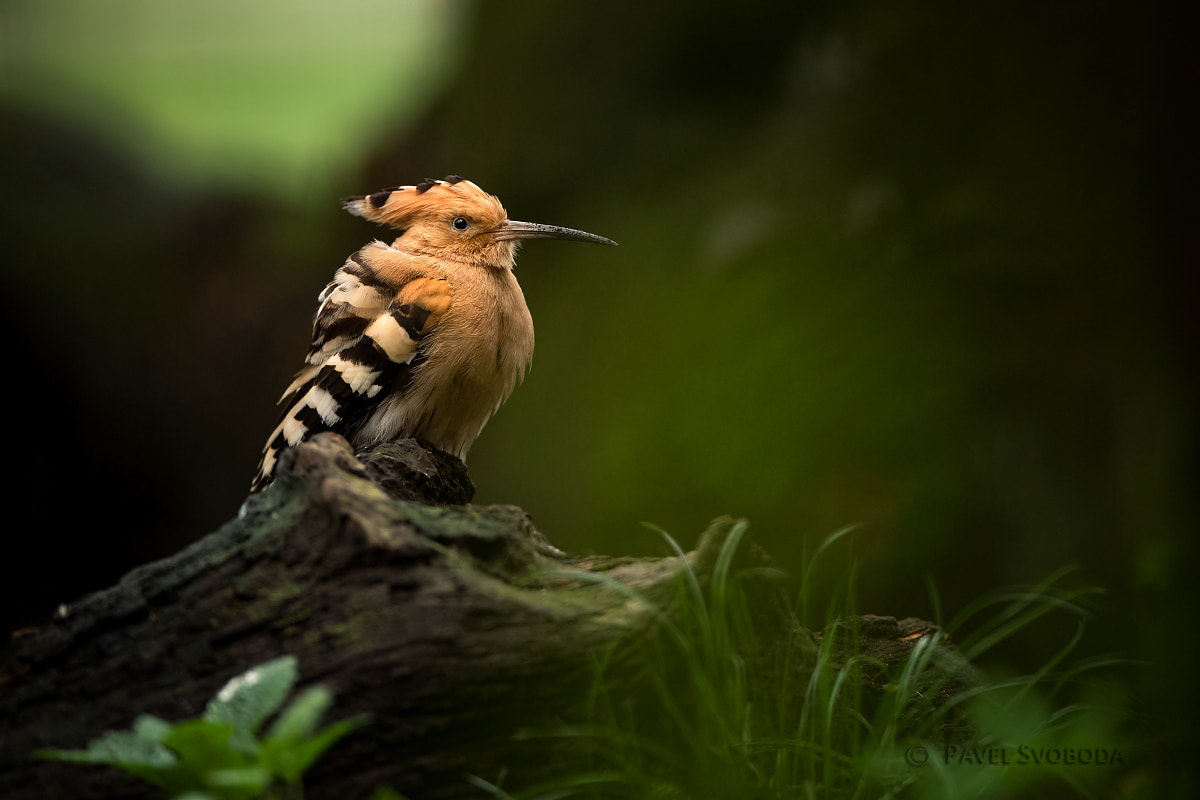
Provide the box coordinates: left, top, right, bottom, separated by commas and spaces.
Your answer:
343, 175, 508, 232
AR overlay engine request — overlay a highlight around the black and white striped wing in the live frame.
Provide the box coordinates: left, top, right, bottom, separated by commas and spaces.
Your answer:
251, 263, 443, 492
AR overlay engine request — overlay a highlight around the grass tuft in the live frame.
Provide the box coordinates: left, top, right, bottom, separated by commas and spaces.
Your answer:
481, 523, 1134, 799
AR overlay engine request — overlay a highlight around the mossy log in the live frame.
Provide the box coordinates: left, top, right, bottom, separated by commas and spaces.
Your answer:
0, 434, 966, 799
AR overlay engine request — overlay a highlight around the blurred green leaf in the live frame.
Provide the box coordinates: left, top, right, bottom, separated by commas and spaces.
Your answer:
0, 0, 467, 198
204, 655, 297, 753
36, 655, 367, 798
204, 766, 273, 793
263, 713, 370, 784
161, 719, 244, 770
265, 685, 332, 743
131, 713, 174, 744
36, 726, 176, 770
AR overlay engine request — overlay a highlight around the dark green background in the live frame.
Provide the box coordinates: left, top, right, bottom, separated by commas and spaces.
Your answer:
2, 0, 1194, 792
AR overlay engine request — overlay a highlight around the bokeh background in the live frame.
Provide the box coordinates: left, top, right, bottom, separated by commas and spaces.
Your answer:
2, 0, 1195, 791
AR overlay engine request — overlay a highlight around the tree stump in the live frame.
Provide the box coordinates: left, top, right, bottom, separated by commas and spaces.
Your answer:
0, 435, 967, 798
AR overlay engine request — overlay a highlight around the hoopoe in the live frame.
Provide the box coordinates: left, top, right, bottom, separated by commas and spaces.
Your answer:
251, 175, 615, 493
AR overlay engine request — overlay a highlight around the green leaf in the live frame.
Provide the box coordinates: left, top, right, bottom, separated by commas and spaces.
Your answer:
204, 766, 273, 792
266, 685, 333, 743
162, 719, 243, 767
257, 677, 370, 783
37, 726, 189, 792
36, 725, 175, 768
129, 719, 259, 798
37, 656, 368, 797
32, 662, 374, 796
132, 713, 174, 743
262, 714, 370, 783
204, 655, 298, 752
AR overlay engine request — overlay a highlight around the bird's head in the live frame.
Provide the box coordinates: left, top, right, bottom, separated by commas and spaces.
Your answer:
343, 176, 615, 270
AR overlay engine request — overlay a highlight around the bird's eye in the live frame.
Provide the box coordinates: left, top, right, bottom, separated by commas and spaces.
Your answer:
451, 216, 470, 231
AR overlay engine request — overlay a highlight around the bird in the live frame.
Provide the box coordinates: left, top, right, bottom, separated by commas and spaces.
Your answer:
251, 175, 616, 492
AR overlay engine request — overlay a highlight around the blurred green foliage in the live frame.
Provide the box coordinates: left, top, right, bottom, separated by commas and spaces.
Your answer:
0, 0, 465, 198
38, 656, 367, 799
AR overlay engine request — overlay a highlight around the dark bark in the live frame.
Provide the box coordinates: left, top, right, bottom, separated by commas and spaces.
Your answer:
0, 435, 969, 799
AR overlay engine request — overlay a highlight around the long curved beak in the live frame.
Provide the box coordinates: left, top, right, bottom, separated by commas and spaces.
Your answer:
492, 219, 617, 246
